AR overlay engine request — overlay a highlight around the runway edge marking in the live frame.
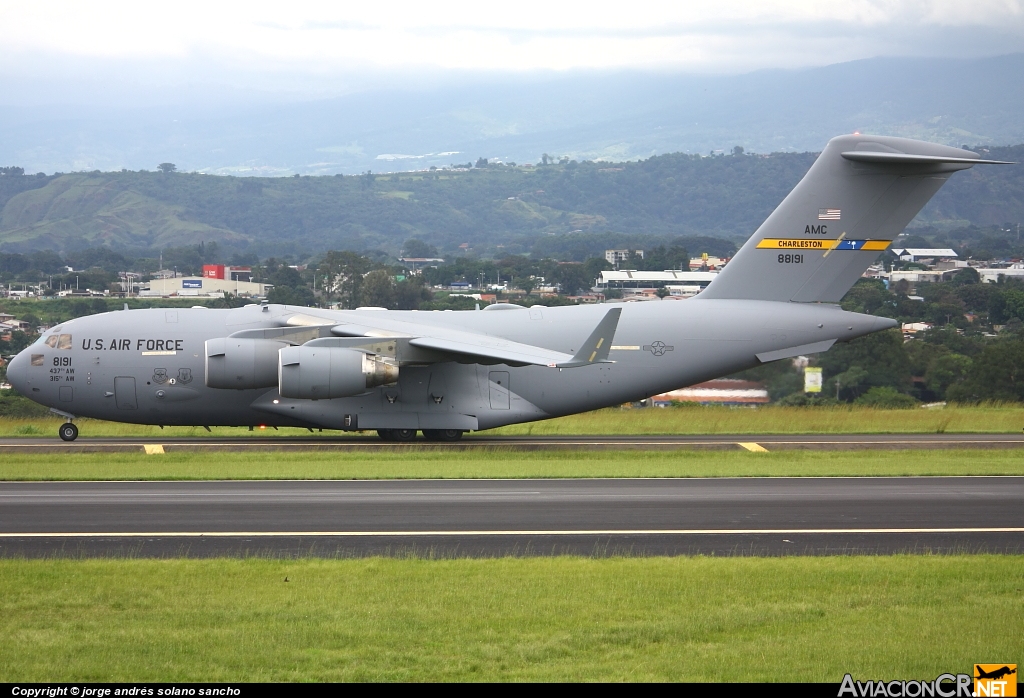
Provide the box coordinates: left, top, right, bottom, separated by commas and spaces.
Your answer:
3, 528, 1023, 538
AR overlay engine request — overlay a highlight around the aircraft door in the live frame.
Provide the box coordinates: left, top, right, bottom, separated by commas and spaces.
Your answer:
114, 376, 138, 410
489, 371, 510, 410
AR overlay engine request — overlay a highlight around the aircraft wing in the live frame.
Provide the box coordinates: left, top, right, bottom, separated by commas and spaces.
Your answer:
325, 307, 621, 368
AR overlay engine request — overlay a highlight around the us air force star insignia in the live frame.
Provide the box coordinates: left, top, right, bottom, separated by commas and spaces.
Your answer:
643, 341, 674, 356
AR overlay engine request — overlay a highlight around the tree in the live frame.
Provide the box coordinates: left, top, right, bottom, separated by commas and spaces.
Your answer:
951, 267, 980, 285
157, 163, 177, 174
360, 270, 397, 308
402, 239, 438, 258
817, 329, 911, 400
656, 286, 670, 299
551, 263, 593, 296
732, 146, 745, 156
925, 353, 973, 397
319, 251, 371, 309
946, 340, 1024, 403
475, 158, 488, 168
394, 276, 433, 310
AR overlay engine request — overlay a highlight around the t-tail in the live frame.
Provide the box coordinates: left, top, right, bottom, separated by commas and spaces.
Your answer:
699, 135, 1011, 303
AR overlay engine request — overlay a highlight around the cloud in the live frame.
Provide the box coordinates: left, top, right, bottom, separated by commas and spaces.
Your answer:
1, 0, 1022, 102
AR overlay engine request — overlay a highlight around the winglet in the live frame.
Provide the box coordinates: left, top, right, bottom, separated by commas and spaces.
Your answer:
557, 307, 622, 368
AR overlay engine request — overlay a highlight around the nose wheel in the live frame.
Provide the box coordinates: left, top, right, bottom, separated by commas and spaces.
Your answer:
58, 422, 79, 442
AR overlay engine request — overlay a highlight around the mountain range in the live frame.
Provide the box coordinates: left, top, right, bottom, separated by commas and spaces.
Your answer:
2, 54, 1023, 176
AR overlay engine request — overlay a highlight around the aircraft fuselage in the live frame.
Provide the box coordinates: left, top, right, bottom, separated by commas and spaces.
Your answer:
7, 300, 893, 432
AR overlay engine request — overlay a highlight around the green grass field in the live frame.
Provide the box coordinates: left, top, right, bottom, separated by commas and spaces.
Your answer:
2, 556, 1020, 681
2, 404, 1023, 439
1, 448, 1023, 481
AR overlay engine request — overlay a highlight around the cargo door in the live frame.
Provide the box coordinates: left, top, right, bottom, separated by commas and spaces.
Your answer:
114, 376, 138, 410
488, 371, 510, 410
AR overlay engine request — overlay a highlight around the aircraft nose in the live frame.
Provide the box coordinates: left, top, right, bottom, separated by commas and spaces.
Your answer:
6, 350, 30, 394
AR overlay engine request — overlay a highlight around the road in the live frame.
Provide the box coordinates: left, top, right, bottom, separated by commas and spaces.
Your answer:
2, 477, 1021, 557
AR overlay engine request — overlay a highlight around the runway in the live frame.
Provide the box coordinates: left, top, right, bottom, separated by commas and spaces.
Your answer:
2, 432, 1024, 453
2, 477, 1021, 557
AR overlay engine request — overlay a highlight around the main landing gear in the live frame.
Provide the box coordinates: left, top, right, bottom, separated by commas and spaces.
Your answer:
58, 422, 79, 442
376, 429, 465, 442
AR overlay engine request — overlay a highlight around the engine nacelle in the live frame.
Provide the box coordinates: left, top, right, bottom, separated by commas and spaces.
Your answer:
205, 338, 287, 389
278, 346, 399, 399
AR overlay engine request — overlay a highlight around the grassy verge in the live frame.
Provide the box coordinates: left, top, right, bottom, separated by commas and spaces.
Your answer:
2, 556, 1021, 681
493, 404, 1024, 435
2, 449, 1024, 481
3, 404, 1024, 438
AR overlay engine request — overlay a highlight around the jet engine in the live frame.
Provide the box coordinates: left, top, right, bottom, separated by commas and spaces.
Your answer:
278, 346, 398, 399
205, 338, 288, 389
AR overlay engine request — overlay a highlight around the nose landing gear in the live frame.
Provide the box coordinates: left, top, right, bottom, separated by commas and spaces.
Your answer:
58, 422, 79, 442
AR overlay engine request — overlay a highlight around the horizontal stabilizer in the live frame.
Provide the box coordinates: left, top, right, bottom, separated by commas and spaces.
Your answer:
841, 152, 1013, 166
756, 339, 836, 363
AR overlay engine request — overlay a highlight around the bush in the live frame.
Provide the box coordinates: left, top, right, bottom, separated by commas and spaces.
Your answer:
853, 386, 918, 409
0, 390, 51, 418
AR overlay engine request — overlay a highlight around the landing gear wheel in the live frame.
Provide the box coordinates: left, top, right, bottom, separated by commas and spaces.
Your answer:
390, 428, 418, 442
59, 423, 79, 442
423, 429, 465, 442
377, 429, 394, 441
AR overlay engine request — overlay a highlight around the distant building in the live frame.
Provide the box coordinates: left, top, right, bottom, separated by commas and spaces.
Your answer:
399, 257, 446, 273
689, 255, 728, 271
891, 248, 958, 262
605, 249, 643, 267
596, 270, 718, 296
203, 265, 253, 282
977, 263, 1024, 283
888, 270, 956, 285
142, 276, 271, 298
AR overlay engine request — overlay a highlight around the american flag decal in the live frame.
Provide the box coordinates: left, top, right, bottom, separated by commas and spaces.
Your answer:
818, 208, 841, 220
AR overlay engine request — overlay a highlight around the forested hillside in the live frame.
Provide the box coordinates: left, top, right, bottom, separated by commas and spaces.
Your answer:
1, 145, 1021, 259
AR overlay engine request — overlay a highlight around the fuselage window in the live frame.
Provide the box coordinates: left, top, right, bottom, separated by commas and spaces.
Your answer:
56, 334, 72, 350
44, 335, 59, 348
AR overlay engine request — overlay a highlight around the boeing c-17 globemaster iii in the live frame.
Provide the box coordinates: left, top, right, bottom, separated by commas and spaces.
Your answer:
5, 135, 1013, 441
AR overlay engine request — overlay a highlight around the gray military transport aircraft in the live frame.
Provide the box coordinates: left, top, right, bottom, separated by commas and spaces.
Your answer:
5, 135, 1012, 441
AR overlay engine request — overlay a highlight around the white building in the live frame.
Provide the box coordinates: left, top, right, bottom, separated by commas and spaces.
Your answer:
596, 269, 718, 294
605, 249, 643, 267
891, 248, 959, 262
888, 270, 956, 285
142, 276, 272, 298
977, 263, 1024, 284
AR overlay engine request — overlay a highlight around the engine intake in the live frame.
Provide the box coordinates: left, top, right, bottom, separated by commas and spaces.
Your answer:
278, 346, 398, 399
206, 338, 287, 389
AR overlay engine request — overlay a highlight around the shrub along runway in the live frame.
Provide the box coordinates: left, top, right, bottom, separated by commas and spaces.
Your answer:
3, 432, 1024, 453
2, 477, 1022, 558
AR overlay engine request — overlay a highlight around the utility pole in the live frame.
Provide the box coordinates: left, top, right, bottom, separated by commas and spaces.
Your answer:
835, 378, 841, 401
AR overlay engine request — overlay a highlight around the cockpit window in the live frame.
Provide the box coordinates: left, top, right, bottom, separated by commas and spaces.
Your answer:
45, 334, 73, 349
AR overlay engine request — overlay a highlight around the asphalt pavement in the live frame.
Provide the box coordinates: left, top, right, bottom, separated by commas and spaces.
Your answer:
2, 477, 1021, 557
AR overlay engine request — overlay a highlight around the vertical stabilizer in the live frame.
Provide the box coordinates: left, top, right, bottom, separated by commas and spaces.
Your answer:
698, 135, 1010, 303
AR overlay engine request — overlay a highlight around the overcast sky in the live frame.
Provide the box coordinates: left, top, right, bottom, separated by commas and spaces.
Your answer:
2, 1, 1023, 103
